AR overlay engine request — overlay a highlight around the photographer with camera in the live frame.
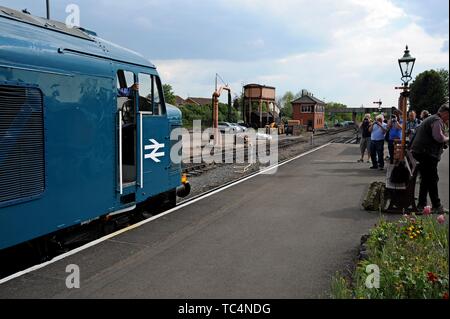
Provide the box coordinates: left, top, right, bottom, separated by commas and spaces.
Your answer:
369, 115, 388, 170
387, 114, 403, 165
358, 114, 372, 163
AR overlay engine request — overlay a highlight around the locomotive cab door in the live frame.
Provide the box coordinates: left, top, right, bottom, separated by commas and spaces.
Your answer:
117, 70, 138, 197
116, 71, 169, 206
135, 73, 169, 202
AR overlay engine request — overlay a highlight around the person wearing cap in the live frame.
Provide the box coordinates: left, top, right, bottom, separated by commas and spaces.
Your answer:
411, 103, 449, 213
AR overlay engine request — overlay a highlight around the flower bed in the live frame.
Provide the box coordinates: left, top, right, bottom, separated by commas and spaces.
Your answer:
331, 211, 449, 299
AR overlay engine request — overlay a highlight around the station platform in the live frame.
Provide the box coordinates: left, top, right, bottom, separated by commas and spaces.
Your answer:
0, 143, 448, 298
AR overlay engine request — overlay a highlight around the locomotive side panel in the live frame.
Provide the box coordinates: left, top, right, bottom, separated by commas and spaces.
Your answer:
0, 18, 121, 249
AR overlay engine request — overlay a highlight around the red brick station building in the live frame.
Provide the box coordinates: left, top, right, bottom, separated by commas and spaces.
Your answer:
292, 93, 326, 130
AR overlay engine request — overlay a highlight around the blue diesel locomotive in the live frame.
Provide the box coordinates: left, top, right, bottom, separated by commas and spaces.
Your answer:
0, 6, 189, 251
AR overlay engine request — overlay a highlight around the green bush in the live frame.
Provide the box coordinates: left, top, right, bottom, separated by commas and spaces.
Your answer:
331, 214, 449, 299
180, 103, 240, 128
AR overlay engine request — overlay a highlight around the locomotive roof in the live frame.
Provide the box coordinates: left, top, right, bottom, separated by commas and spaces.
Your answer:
0, 5, 155, 69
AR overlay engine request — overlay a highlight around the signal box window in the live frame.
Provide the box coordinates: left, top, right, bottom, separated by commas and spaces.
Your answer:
138, 73, 165, 115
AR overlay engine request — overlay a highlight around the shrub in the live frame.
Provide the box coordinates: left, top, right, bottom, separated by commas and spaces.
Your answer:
331, 214, 449, 299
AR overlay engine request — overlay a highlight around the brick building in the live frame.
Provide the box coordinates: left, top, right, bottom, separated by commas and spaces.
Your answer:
292, 92, 325, 130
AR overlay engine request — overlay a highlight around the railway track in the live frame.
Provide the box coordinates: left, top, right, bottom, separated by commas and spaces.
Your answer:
182, 127, 356, 176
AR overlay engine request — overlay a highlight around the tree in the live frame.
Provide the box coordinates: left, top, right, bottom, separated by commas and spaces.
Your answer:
437, 68, 449, 100
409, 70, 447, 114
162, 84, 176, 105
279, 91, 295, 119
233, 95, 241, 110
325, 102, 351, 123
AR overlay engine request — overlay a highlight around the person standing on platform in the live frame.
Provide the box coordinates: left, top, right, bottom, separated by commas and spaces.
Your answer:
411, 103, 449, 213
406, 111, 420, 143
387, 114, 403, 165
369, 115, 387, 170
358, 114, 372, 163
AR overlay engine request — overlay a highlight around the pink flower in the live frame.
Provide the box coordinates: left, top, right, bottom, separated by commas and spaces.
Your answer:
437, 215, 446, 224
423, 206, 432, 216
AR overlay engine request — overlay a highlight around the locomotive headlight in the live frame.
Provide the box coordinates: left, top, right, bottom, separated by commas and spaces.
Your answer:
177, 174, 191, 198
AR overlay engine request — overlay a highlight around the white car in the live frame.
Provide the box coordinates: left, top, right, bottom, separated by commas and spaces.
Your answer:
232, 123, 248, 132
218, 122, 239, 133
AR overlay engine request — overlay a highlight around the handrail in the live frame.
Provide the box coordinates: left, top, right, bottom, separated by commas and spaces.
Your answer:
140, 112, 144, 189
119, 110, 123, 195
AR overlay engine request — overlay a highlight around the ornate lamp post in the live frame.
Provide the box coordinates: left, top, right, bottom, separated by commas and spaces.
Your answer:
386, 46, 418, 213
396, 45, 416, 160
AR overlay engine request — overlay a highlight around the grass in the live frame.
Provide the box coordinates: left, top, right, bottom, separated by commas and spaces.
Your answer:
330, 213, 449, 299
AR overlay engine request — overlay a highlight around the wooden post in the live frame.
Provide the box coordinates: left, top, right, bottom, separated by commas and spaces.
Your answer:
393, 86, 410, 162
400, 89, 408, 160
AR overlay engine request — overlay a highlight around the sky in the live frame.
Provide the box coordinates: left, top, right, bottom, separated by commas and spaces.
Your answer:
0, 0, 448, 107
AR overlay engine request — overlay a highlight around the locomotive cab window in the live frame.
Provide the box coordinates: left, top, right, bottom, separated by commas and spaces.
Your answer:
138, 73, 166, 115
117, 70, 137, 121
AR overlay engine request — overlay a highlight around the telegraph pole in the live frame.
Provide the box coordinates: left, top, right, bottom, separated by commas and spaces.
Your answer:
373, 100, 382, 113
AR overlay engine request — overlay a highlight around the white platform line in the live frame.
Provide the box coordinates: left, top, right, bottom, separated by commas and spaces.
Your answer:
0, 142, 331, 285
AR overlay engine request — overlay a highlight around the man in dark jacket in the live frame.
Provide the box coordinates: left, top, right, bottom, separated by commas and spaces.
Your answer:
411, 103, 449, 213
358, 114, 372, 163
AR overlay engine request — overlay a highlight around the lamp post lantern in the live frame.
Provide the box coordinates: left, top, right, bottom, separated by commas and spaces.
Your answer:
398, 45, 416, 86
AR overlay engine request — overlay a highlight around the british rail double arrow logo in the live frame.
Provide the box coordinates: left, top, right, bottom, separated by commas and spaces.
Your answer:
144, 139, 165, 163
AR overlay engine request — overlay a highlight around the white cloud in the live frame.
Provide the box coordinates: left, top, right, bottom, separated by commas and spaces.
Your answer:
351, 0, 406, 29
154, 0, 448, 107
